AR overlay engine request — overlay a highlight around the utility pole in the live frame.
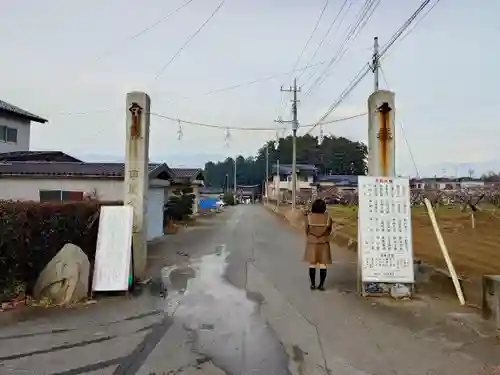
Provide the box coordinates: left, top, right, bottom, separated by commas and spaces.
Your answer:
276, 159, 280, 207
372, 36, 380, 91
233, 158, 237, 196
265, 146, 269, 202
277, 78, 301, 210
368, 35, 396, 177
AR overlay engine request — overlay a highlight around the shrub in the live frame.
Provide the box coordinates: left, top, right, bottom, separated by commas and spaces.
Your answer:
165, 188, 194, 221
0, 200, 120, 302
223, 192, 235, 206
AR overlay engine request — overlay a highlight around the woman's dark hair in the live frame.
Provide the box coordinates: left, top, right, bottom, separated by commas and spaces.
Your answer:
311, 198, 327, 214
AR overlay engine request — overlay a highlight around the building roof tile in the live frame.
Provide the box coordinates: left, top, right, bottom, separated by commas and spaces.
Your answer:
0, 100, 47, 123
0, 161, 171, 179
0, 151, 82, 162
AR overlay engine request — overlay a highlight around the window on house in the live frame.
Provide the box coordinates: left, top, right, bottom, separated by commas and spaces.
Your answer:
6, 127, 17, 143
39, 190, 62, 202
0, 125, 18, 143
39, 190, 84, 202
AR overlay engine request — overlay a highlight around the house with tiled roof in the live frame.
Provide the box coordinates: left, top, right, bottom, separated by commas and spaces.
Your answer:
266, 163, 318, 202
0, 151, 206, 241
0, 99, 47, 153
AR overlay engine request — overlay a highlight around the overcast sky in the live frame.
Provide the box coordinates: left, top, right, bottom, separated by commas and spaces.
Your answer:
1, 0, 499, 176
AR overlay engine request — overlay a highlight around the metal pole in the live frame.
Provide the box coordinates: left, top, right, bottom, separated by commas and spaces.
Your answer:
265, 146, 269, 202
233, 158, 237, 195
276, 159, 280, 207
278, 77, 301, 210
372, 36, 379, 91
291, 78, 298, 210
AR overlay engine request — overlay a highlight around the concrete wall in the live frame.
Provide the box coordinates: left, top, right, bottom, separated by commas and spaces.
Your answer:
270, 175, 313, 192
0, 178, 124, 201
0, 115, 30, 153
460, 181, 484, 188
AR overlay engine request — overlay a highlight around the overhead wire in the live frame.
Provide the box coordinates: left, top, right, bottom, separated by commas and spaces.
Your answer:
54, 61, 327, 116
386, 0, 442, 55
184, 61, 326, 98
152, 0, 226, 82
305, 0, 381, 96
305, 0, 436, 136
310, 0, 381, 92
150, 111, 367, 131
379, 66, 420, 177
94, 0, 196, 62
274, 0, 330, 122
302, 0, 373, 89
297, 0, 351, 83
304, 63, 371, 136
378, 0, 432, 57
290, 0, 330, 74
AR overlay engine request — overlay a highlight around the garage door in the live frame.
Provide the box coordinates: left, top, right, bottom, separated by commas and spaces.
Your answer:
147, 188, 165, 241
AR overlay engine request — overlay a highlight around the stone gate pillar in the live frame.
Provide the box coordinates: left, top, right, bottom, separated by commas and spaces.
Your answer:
124, 91, 151, 280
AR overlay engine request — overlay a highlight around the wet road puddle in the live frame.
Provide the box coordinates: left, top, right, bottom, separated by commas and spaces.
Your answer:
159, 244, 293, 375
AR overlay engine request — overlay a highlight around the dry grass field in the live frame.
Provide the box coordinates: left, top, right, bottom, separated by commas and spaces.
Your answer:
328, 204, 500, 279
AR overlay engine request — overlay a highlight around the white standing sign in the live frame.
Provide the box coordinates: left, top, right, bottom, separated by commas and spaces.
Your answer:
92, 206, 134, 292
358, 176, 414, 283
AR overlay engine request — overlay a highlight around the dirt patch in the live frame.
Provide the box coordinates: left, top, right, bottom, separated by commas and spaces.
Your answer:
327, 205, 500, 282
269, 203, 500, 305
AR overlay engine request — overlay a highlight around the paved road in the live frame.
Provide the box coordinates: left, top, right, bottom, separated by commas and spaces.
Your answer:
0, 205, 499, 374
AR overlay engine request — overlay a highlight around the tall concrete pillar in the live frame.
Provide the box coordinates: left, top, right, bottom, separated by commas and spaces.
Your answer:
124, 91, 151, 280
192, 185, 199, 215
367, 90, 396, 177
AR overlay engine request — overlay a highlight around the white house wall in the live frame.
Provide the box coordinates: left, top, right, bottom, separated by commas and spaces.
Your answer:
0, 178, 123, 201
146, 187, 165, 241
0, 115, 31, 153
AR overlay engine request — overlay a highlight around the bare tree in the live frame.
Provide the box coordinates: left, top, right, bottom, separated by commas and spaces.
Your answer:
468, 168, 475, 178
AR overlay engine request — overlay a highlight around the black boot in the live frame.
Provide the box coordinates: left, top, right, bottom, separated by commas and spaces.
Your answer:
318, 269, 327, 291
309, 268, 316, 290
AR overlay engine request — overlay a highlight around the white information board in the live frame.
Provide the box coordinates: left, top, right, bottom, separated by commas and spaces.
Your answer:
92, 206, 134, 292
358, 176, 414, 283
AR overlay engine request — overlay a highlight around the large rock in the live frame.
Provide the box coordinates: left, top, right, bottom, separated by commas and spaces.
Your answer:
33, 243, 90, 305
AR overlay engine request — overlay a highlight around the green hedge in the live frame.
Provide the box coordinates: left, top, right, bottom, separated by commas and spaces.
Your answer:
0, 200, 121, 302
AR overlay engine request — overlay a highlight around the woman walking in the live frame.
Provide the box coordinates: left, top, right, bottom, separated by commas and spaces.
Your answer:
304, 198, 333, 291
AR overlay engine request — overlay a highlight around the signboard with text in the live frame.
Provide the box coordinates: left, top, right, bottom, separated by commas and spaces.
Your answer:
358, 176, 414, 283
92, 206, 134, 292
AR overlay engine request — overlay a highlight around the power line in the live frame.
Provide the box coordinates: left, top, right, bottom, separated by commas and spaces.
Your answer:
302, 0, 372, 89
57, 60, 328, 115
305, 0, 381, 96
290, 0, 330, 74
94, 0, 195, 62
189, 61, 327, 98
305, 63, 371, 135
387, 0, 442, 53
150, 111, 366, 131
274, 1, 331, 125
54, 61, 328, 116
152, 0, 226, 82
306, 0, 435, 136
379, 0, 432, 58
379, 65, 420, 176
297, 0, 350, 83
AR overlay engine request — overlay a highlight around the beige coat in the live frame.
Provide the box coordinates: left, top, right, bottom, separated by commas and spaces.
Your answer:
303, 213, 333, 265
